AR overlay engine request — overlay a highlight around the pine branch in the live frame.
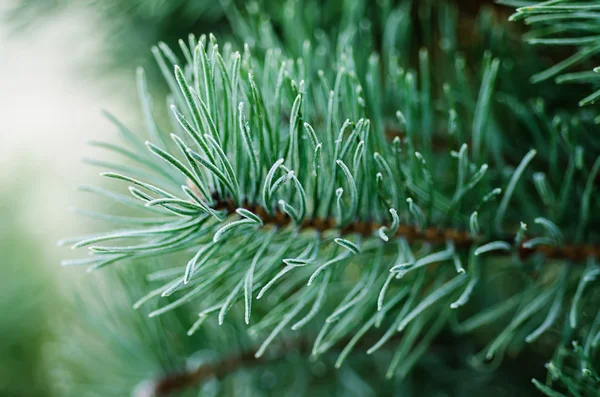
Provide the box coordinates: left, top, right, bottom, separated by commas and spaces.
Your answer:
210, 190, 600, 263
60, 27, 599, 393
134, 339, 307, 397
134, 333, 436, 396
503, 0, 600, 107
134, 327, 552, 397
57, 3, 600, 396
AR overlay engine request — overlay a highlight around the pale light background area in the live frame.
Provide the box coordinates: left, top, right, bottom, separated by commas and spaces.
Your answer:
0, 3, 147, 393
0, 0, 139, 265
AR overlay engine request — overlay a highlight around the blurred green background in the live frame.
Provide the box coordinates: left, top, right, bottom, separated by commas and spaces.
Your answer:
0, 1, 140, 395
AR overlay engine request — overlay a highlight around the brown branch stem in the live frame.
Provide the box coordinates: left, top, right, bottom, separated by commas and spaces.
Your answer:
134, 339, 309, 397
211, 193, 599, 263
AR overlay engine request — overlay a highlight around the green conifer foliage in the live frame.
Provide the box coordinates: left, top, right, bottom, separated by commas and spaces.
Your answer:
53, 1, 600, 396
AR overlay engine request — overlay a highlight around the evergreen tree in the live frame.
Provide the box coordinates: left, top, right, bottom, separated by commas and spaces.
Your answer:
38, 0, 600, 395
